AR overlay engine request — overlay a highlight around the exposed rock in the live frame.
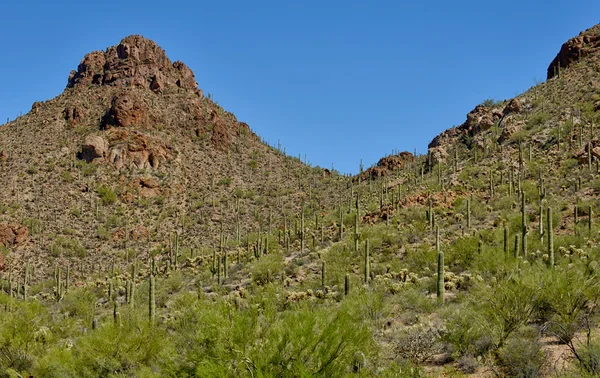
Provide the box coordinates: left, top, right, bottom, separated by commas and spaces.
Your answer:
173, 61, 197, 89
237, 122, 251, 136
360, 152, 414, 180
429, 104, 503, 150
102, 92, 147, 128
548, 25, 600, 79
428, 146, 448, 165
68, 35, 198, 91
104, 129, 171, 170
81, 135, 109, 162
131, 225, 149, 240
574, 139, 600, 163
31, 101, 45, 114
465, 105, 502, 134
139, 177, 161, 197
63, 104, 86, 125
0, 223, 28, 248
503, 98, 521, 115
140, 177, 159, 188
498, 121, 524, 144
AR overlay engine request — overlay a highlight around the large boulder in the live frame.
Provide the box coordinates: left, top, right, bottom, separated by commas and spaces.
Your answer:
81, 135, 109, 162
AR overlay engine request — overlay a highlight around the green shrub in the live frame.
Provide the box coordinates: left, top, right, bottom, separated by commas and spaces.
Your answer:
251, 253, 283, 285
96, 185, 116, 205
497, 328, 546, 378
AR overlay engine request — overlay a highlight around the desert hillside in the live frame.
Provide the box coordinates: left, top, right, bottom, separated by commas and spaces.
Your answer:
1, 25, 600, 377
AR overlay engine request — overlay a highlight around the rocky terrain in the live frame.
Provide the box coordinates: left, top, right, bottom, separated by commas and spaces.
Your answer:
1, 26, 600, 377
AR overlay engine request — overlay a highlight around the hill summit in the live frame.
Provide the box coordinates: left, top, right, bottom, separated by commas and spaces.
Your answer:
67, 35, 198, 93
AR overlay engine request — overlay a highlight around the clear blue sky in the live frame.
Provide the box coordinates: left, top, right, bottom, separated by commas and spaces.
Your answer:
1, 1, 598, 173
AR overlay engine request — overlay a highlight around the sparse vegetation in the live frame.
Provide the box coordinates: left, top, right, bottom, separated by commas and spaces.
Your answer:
1, 25, 600, 377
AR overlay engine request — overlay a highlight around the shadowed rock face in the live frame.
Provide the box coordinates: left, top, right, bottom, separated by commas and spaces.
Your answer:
547, 25, 600, 80
67, 35, 198, 92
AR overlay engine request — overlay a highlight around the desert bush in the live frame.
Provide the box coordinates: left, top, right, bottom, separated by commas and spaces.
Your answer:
96, 185, 116, 205
251, 252, 283, 285
497, 328, 546, 378
394, 326, 442, 364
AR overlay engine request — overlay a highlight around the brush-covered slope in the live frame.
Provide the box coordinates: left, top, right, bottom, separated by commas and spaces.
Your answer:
2, 25, 600, 377
0, 35, 339, 280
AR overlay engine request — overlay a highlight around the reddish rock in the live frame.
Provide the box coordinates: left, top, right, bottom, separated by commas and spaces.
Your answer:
139, 177, 160, 197
212, 122, 230, 151
81, 135, 109, 162
0, 223, 28, 247
140, 177, 159, 188
236, 122, 251, 136
103, 92, 147, 128
428, 146, 448, 165
360, 152, 414, 180
173, 61, 197, 89
548, 25, 600, 79
498, 121, 524, 144
104, 129, 171, 170
63, 104, 86, 125
574, 139, 600, 163
503, 98, 521, 115
68, 35, 198, 91
465, 105, 502, 134
131, 225, 149, 240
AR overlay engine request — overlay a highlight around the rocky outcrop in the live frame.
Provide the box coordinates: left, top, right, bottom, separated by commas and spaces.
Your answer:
497, 121, 525, 144
139, 177, 161, 198
428, 146, 448, 165
80, 135, 109, 161
81, 129, 171, 169
428, 97, 523, 152
67, 35, 198, 92
548, 25, 600, 80
0, 223, 28, 248
573, 139, 600, 163
106, 130, 171, 170
102, 92, 147, 128
63, 104, 86, 126
360, 152, 414, 180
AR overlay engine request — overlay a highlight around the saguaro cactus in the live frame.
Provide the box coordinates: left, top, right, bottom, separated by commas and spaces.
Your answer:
149, 275, 156, 323
354, 195, 360, 253
345, 273, 350, 296
589, 205, 593, 237
504, 226, 509, 258
521, 192, 528, 257
364, 239, 370, 284
466, 198, 471, 230
436, 226, 444, 304
547, 207, 554, 267
300, 204, 305, 253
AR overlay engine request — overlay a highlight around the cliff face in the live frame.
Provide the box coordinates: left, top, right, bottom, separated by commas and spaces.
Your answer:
547, 24, 600, 80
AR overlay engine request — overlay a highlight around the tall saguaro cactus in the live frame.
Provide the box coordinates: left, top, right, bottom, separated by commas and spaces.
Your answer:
547, 207, 554, 268
364, 239, 370, 284
466, 198, 471, 230
504, 226, 509, 258
354, 194, 360, 253
436, 226, 444, 304
149, 275, 156, 323
521, 191, 528, 257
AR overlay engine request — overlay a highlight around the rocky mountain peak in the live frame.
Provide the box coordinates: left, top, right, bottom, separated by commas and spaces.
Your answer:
547, 24, 600, 79
67, 35, 198, 92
